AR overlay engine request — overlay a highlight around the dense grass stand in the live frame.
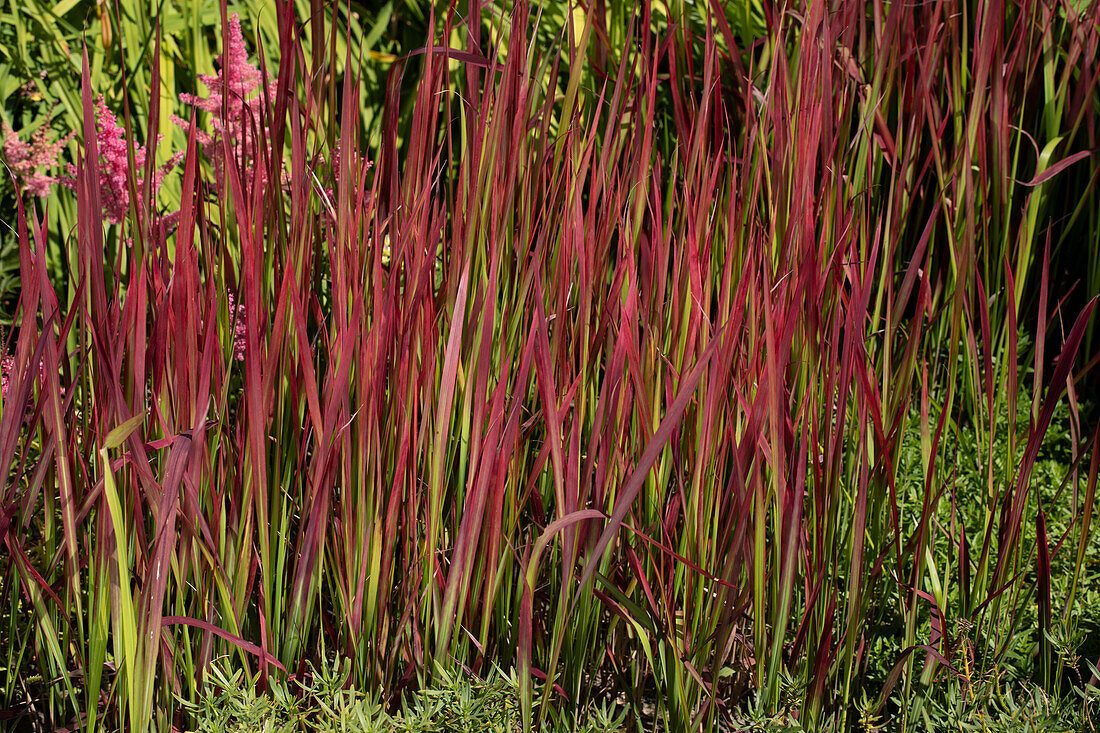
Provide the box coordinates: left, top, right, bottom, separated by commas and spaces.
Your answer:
1, 0, 1098, 730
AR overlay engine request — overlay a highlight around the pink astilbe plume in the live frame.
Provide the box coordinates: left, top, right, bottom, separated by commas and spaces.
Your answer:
0, 329, 48, 407
0, 353, 14, 399
174, 14, 272, 192
65, 95, 182, 224
2, 119, 72, 197
226, 292, 247, 361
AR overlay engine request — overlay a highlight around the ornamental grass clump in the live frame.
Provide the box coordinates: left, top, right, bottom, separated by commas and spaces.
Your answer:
1, 1, 1098, 732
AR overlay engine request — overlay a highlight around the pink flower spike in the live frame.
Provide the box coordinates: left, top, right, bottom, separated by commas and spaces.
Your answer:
227, 292, 247, 361
2, 120, 71, 197
173, 13, 272, 193
93, 95, 139, 224
63, 95, 179, 224
0, 354, 14, 399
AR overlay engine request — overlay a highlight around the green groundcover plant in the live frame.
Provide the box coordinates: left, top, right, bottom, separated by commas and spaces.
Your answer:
1, 0, 1099, 731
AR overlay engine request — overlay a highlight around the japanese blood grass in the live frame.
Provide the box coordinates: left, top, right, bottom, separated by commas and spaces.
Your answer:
2, 0, 1099, 731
